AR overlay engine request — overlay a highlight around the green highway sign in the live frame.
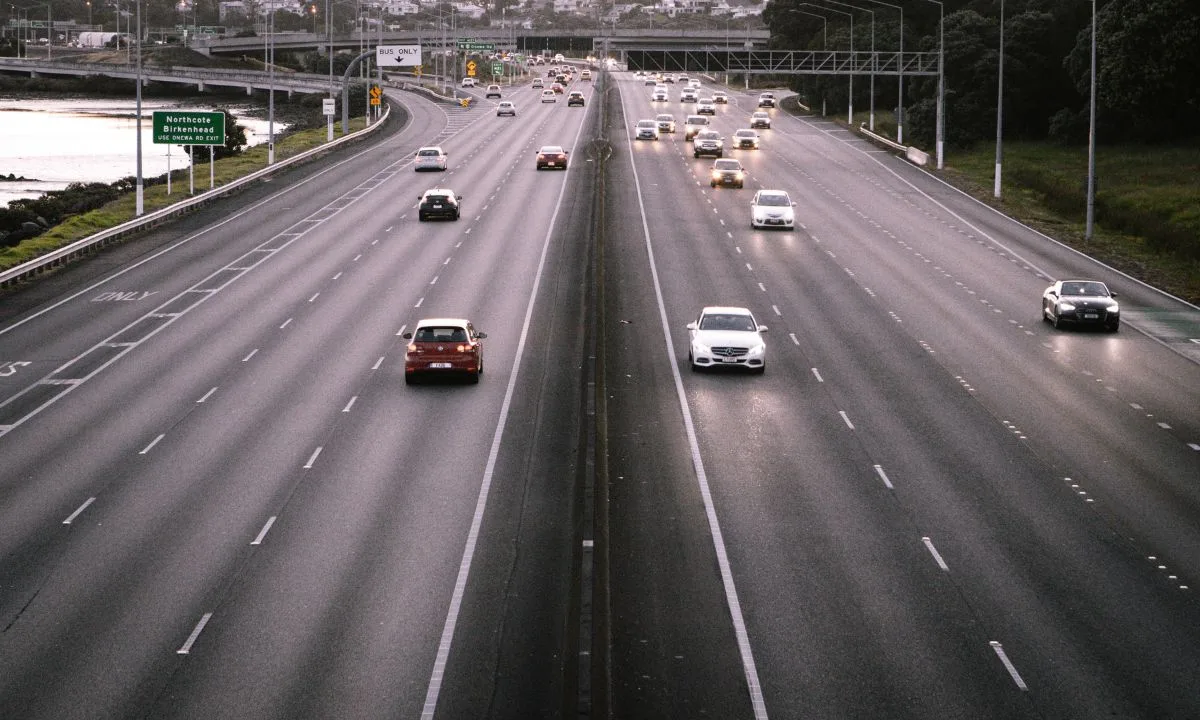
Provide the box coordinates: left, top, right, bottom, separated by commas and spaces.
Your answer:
152, 110, 225, 145
457, 41, 495, 52
491, 62, 503, 76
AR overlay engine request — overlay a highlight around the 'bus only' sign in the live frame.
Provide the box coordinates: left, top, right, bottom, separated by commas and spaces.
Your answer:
152, 110, 225, 145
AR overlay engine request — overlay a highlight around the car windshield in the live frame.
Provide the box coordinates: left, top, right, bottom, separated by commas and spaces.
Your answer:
425, 194, 451, 204
1062, 281, 1109, 296
757, 194, 790, 206
418, 149, 441, 157
638, 121, 656, 128
540, 146, 565, 154
656, 115, 672, 121
714, 160, 741, 170
415, 326, 469, 342
700, 314, 756, 332
736, 130, 754, 137
697, 131, 720, 140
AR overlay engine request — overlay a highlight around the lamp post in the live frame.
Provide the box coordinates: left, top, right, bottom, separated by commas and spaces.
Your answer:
135, 0, 143, 216
821, 0, 873, 129
921, 0, 944, 168
326, 0, 333, 142
859, 0, 901, 141
801, 2, 851, 123
994, 0, 1004, 198
1085, 0, 1096, 240
788, 8, 828, 114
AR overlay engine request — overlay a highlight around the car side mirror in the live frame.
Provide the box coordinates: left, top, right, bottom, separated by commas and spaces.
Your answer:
757, 325, 769, 332
686, 322, 698, 330
1109, 291, 1119, 298
476, 332, 488, 339
402, 332, 413, 339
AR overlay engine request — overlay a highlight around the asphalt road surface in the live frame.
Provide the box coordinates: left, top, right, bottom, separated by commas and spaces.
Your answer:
1, 67, 1198, 720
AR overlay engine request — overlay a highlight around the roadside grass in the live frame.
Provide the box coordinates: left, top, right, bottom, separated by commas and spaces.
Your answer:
0, 118, 369, 271
943, 142, 1200, 304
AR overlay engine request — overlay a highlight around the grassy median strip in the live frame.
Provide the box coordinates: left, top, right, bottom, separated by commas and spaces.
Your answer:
0, 119, 366, 272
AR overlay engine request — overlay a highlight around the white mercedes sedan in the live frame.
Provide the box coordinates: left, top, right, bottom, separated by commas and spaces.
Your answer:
686, 306, 767, 373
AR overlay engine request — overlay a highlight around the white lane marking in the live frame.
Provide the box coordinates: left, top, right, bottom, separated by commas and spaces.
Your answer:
839, 411, 855, 430
396, 324, 407, 337
1157, 422, 1172, 430
139, 434, 165, 455
415, 297, 424, 308
443, 257, 452, 265
63, 496, 96, 525
790, 333, 800, 346
873, 464, 894, 489
372, 356, 385, 370
420, 103, 591, 720
196, 387, 218, 403
613, 83, 770, 720
177, 612, 213, 654
922, 536, 950, 571
342, 396, 357, 413
736, 246, 743, 254
242, 349, 258, 362
772, 305, 781, 317
279, 318, 293, 330
353, 254, 362, 262
303, 446, 323, 469
1189, 443, 1200, 451
811, 367, 823, 382
990, 641, 1029, 691
758, 283, 766, 292
745, 263, 753, 271
332, 272, 342, 280
308, 293, 320, 303
250, 516, 277, 545
430, 276, 439, 285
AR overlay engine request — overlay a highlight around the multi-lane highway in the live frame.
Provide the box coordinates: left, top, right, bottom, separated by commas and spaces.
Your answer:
1, 66, 1199, 719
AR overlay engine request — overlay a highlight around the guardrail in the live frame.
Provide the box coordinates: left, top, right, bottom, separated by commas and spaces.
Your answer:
0, 103, 391, 290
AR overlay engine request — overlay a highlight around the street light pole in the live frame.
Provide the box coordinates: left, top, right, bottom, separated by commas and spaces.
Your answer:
860, 0, 901, 142
821, 0, 873, 129
326, 0, 333, 141
921, 0, 944, 168
1085, 0, 1097, 240
994, 0, 1004, 198
135, 0, 143, 215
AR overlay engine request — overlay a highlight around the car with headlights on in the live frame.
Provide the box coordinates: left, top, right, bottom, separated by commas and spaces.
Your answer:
757, 91, 776, 108
402, 318, 486, 384
680, 88, 699, 103
697, 98, 716, 115
536, 145, 569, 170
413, 146, 448, 171
417, 188, 462, 221
750, 111, 771, 129
652, 87, 669, 102
1042, 280, 1120, 331
496, 100, 517, 116
692, 130, 724, 158
684, 114, 710, 140
713, 91, 729, 104
732, 128, 760, 149
485, 84, 502, 98
710, 158, 745, 188
532, 77, 544, 88
567, 90, 585, 106
686, 306, 767, 373
581, 68, 592, 80
635, 119, 660, 140
750, 189, 795, 230
644, 75, 657, 85
655, 113, 676, 133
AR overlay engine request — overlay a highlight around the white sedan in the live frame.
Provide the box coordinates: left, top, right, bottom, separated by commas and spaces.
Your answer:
686, 306, 767, 373
750, 189, 795, 230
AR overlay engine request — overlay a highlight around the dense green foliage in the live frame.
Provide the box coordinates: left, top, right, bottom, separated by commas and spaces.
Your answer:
764, 0, 1200, 147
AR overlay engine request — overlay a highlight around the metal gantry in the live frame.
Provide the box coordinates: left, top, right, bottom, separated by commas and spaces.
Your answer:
624, 49, 938, 76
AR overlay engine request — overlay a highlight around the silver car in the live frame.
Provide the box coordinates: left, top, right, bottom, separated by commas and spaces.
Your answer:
414, 146, 448, 171
635, 119, 660, 140
687, 306, 767, 373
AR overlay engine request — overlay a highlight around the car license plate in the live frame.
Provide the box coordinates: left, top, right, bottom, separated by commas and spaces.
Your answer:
547, 162, 556, 166
1083, 313, 1098, 319
432, 204, 443, 209
429, 362, 453, 369
721, 357, 740, 363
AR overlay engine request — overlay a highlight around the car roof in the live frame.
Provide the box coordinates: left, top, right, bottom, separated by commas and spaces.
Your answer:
417, 146, 444, 152
539, 145, 566, 151
735, 128, 757, 134
701, 306, 753, 316
414, 317, 471, 329
423, 188, 456, 196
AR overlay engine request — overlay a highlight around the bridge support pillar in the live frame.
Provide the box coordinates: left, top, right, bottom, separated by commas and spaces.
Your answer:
246, 85, 253, 95
197, 81, 205, 92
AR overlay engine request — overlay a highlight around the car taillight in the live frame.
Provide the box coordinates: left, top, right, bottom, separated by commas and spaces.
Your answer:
457, 344, 474, 353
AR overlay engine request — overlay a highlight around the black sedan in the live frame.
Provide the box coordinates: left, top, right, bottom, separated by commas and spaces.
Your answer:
1042, 279, 1120, 331
417, 188, 462, 221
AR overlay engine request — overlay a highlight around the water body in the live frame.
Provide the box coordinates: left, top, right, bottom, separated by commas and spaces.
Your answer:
0, 97, 286, 208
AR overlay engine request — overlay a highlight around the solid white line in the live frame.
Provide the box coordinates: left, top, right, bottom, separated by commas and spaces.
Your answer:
250, 516, 277, 545
63, 496, 96, 525
990, 641, 1029, 690
922, 536, 950, 571
303, 446, 322, 469
342, 396, 357, 413
873, 464, 894, 489
196, 387, 218, 404
242, 348, 258, 362
419, 101, 591, 720
612, 81, 770, 720
839, 411, 855, 430
177, 612, 213, 654
139, 434, 164, 455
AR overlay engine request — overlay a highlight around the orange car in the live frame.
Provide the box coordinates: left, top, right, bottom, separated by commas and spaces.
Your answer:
402, 318, 487, 384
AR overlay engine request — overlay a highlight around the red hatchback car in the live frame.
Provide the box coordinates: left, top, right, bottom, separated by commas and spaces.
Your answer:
402, 318, 487, 384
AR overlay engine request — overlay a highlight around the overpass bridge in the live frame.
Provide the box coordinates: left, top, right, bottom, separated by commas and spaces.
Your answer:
0, 57, 335, 96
